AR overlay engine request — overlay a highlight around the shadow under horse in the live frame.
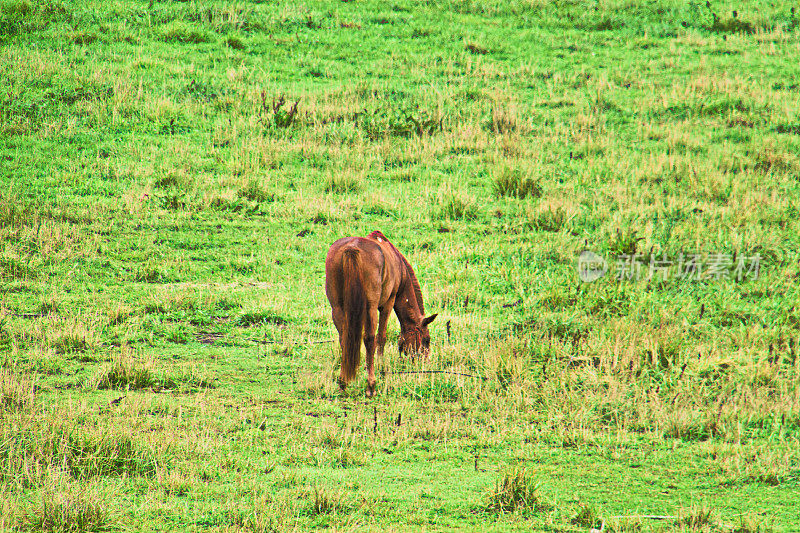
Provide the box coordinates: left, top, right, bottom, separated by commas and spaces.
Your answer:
325, 231, 437, 397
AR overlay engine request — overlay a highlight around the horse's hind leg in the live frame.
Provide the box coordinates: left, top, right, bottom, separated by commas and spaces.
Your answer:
364, 306, 379, 397
331, 306, 347, 389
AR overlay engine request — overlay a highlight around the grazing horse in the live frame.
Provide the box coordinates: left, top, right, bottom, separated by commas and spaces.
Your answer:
325, 231, 437, 397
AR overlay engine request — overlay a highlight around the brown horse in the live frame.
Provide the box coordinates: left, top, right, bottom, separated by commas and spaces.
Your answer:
325, 231, 437, 397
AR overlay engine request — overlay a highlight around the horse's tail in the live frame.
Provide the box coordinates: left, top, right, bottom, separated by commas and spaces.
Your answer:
340, 248, 365, 384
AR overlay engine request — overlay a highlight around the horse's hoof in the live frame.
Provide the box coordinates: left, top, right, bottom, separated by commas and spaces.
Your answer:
366, 384, 376, 397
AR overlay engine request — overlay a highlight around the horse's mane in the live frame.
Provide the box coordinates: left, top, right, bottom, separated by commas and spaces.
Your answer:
368, 231, 425, 315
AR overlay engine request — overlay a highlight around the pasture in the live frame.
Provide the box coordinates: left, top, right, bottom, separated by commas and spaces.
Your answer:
1, 0, 800, 530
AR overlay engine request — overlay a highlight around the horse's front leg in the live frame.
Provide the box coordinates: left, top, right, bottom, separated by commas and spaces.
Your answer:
366, 299, 394, 397
376, 297, 395, 360
364, 306, 380, 397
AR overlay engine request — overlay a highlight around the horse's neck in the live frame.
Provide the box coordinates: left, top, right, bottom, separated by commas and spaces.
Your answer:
394, 264, 423, 331
372, 232, 425, 329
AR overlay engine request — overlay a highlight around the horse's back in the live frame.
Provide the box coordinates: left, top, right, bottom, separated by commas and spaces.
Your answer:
326, 237, 384, 269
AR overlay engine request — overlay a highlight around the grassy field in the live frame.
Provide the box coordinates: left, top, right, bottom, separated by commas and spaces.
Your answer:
2, 0, 800, 530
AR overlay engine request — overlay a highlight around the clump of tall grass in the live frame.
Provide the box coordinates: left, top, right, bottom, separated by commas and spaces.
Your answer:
492, 167, 542, 199
105, 303, 132, 326
218, 492, 290, 532
308, 486, 347, 515
571, 502, 603, 530
154, 171, 191, 190
464, 41, 489, 55
38, 297, 59, 315
485, 468, 551, 514
225, 34, 246, 51
401, 379, 462, 401
238, 179, 274, 203
678, 503, 719, 530
142, 290, 200, 315
160, 22, 212, 44
48, 320, 96, 355
0, 492, 21, 531
156, 467, 192, 497
68, 30, 97, 45
93, 346, 154, 390
528, 206, 566, 232
732, 512, 774, 533
608, 227, 642, 255
236, 309, 288, 327
436, 189, 478, 220
386, 168, 416, 182
262, 93, 300, 129
324, 173, 360, 193
487, 103, 519, 134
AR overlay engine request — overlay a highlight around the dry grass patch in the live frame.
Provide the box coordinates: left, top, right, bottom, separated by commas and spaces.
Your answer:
0, 411, 160, 489
215, 491, 294, 532
30, 479, 109, 533
307, 486, 350, 516
752, 139, 798, 175
678, 503, 721, 531
486, 91, 529, 135
0, 368, 35, 412
155, 467, 193, 497
43, 318, 98, 355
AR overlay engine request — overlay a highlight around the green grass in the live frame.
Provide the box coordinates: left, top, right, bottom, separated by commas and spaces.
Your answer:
1, 0, 799, 530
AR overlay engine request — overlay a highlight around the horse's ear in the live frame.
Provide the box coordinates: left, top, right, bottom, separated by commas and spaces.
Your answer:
421, 314, 438, 327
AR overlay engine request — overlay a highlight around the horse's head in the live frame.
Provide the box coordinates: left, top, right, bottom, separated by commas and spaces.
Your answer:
399, 314, 438, 356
